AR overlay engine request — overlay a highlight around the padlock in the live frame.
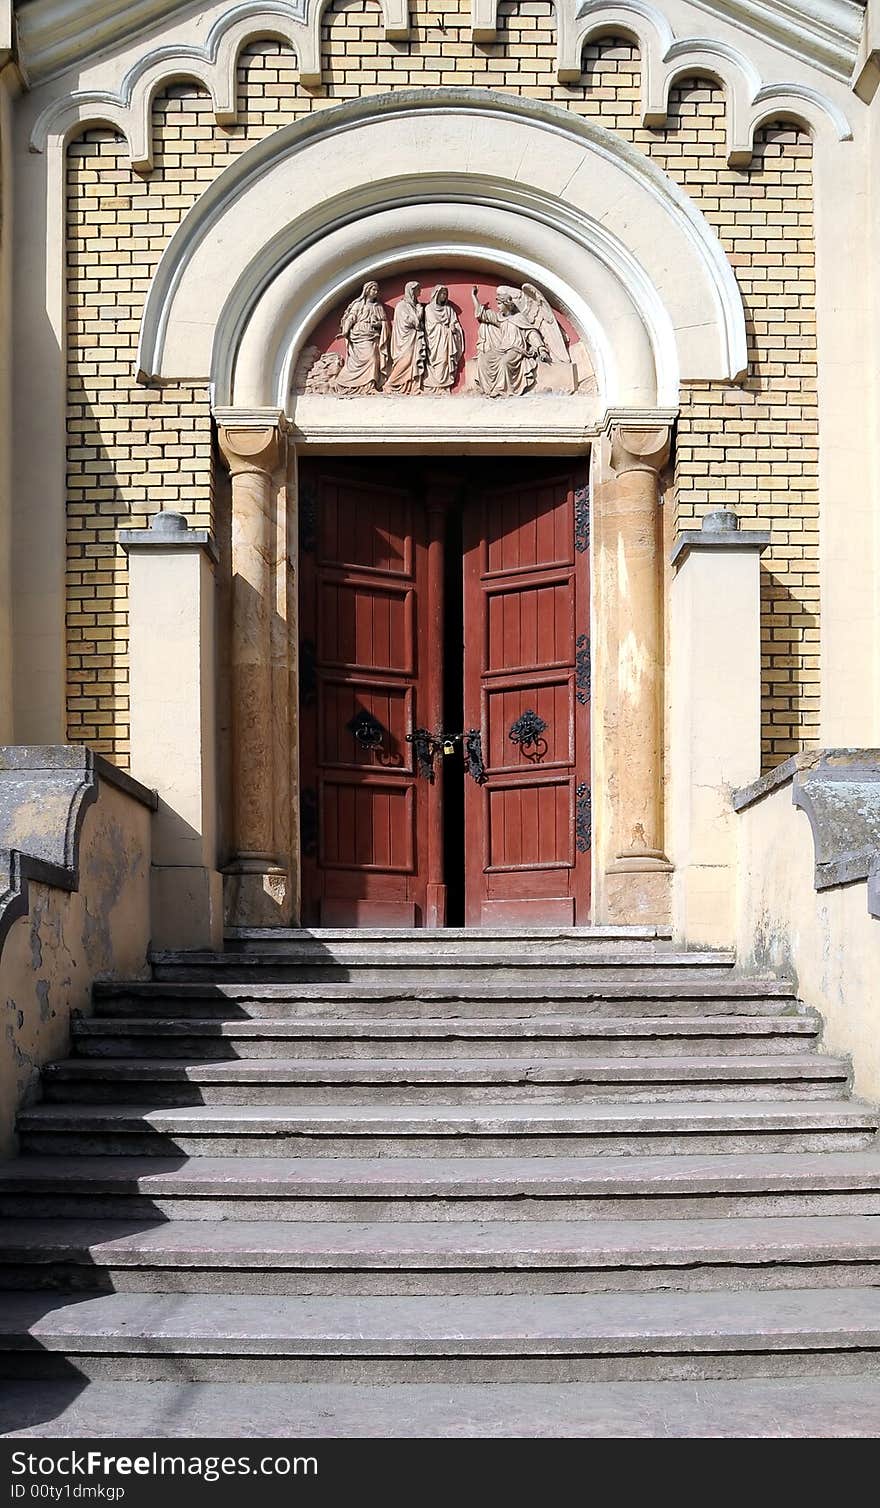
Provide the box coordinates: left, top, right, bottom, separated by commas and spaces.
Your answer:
442, 739, 455, 757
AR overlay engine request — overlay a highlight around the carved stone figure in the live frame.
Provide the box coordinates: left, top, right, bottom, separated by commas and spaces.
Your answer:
519, 283, 570, 365
383, 281, 427, 395
424, 286, 465, 392
335, 280, 390, 393
470, 285, 549, 397
303, 350, 343, 393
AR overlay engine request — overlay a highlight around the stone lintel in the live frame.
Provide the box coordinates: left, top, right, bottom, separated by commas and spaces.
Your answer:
119, 511, 219, 564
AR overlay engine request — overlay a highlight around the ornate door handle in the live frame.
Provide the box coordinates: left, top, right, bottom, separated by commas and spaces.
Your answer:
347, 709, 386, 749
508, 709, 549, 762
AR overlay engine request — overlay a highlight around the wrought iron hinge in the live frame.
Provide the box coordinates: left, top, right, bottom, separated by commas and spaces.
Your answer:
574, 485, 590, 554
575, 633, 591, 706
575, 782, 592, 853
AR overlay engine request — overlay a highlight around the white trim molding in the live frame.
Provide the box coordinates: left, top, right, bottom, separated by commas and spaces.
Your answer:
131, 89, 749, 422
26, 0, 853, 171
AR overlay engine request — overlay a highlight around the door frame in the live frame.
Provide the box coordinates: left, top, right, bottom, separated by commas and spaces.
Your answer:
294, 448, 596, 927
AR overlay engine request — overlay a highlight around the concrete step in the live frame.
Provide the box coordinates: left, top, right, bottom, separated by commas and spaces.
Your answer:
4, 1287, 880, 1381
40, 1053, 850, 1107
150, 950, 738, 985
3, 1377, 880, 1437
17, 1099, 878, 1158
71, 1015, 820, 1061
226, 926, 672, 952
91, 978, 801, 1020
2, 1215, 880, 1296
6, 1151, 880, 1221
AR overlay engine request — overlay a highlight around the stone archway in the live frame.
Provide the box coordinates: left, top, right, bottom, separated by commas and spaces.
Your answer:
136, 90, 746, 929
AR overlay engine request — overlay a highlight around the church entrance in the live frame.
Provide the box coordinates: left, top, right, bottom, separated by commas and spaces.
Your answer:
297, 458, 592, 927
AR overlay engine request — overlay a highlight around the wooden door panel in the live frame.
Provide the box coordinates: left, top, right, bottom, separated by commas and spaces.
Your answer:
317, 478, 413, 576
487, 579, 573, 672
319, 779, 415, 872
464, 467, 591, 926
486, 679, 575, 769
318, 581, 414, 674
299, 464, 430, 926
318, 682, 412, 771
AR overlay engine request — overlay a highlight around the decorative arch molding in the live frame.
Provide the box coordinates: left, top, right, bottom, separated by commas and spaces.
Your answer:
27, 0, 851, 172
134, 90, 749, 419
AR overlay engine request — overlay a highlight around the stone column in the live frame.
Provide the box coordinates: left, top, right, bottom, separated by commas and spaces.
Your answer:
606, 425, 672, 914
217, 413, 288, 927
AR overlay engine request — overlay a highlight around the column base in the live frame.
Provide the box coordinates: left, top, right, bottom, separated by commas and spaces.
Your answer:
607, 852, 674, 873
223, 860, 291, 928
603, 865, 672, 925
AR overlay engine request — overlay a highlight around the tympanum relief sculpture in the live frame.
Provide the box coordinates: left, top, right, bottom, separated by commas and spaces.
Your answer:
297, 275, 590, 398
334, 280, 390, 394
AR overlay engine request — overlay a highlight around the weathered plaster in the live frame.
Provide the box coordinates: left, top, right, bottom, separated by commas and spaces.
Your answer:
735, 763, 880, 1102
0, 756, 155, 1152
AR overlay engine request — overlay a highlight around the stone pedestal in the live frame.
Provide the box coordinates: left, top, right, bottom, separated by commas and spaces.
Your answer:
120, 512, 223, 950
670, 511, 768, 946
216, 413, 290, 927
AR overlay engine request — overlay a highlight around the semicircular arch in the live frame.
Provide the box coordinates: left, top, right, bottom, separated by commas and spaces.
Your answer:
137, 88, 749, 415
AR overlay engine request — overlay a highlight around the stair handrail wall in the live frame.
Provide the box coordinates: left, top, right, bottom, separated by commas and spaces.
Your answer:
0, 746, 157, 1153
734, 748, 880, 1105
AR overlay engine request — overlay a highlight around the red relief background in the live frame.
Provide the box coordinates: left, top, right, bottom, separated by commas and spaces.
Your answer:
299, 271, 582, 394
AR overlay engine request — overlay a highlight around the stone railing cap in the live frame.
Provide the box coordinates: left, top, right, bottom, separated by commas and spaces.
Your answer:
119, 512, 219, 563
671, 511, 770, 570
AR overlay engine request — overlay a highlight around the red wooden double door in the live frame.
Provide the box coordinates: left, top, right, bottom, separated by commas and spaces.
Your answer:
298, 459, 591, 927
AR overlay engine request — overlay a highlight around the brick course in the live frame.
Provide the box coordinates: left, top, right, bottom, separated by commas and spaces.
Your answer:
65, 6, 819, 766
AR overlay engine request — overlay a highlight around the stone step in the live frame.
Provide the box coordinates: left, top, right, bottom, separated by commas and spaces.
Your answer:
150, 950, 737, 985
3, 1377, 879, 1437
2, 1216, 880, 1297
70, 1014, 821, 1061
3, 1287, 880, 1381
18, 1099, 877, 1158
91, 978, 801, 1020
226, 926, 672, 951
40, 1053, 850, 1106
6, 1151, 880, 1221
225, 933, 675, 962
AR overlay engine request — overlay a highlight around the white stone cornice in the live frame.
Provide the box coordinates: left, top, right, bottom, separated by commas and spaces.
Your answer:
15, 0, 213, 83
681, 0, 866, 81
26, 0, 853, 171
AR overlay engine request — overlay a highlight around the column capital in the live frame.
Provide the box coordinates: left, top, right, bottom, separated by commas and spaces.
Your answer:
215, 408, 288, 479
609, 424, 671, 478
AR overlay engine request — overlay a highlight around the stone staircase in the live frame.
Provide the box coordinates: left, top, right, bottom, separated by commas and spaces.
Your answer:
2, 928, 880, 1438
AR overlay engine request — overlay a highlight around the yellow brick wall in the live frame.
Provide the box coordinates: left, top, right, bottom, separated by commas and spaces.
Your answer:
64, 7, 819, 767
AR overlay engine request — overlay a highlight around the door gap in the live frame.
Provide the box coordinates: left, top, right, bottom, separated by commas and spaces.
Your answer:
441, 494, 466, 926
